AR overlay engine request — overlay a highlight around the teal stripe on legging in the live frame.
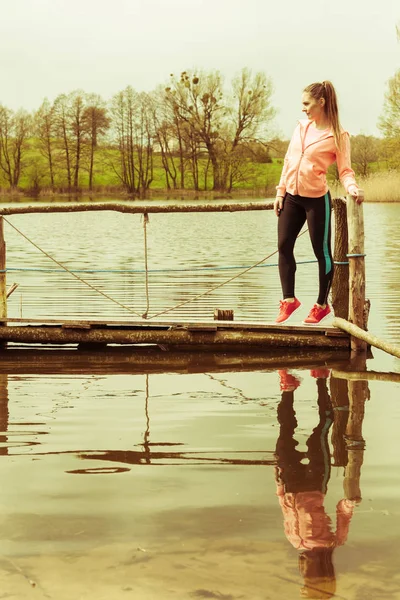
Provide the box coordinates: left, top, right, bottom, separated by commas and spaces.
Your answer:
323, 193, 332, 275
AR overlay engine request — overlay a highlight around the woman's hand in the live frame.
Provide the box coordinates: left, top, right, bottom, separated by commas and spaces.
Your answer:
348, 185, 364, 204
274, 196, 284, 216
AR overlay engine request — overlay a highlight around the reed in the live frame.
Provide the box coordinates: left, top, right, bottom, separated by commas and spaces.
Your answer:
330, 171, 400, 202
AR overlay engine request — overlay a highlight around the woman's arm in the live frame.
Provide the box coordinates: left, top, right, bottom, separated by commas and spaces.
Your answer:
337, 133, 364, 204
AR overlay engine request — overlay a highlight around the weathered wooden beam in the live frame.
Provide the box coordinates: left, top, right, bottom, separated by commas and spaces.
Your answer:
333, 316, 400, 359
0, 348, 351, 375
0, 200, 274, 216
0, 217, 6, 322
331, 197, 349, 319
346, 195, 367, 352
343, 356, 368, 502
0, 325, 349, 348
332, 369, 400, 383
329, 376, 349, 467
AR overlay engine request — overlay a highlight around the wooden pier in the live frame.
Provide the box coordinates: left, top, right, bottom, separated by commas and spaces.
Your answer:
0, 316, 348, 349
0, 198, 368, 352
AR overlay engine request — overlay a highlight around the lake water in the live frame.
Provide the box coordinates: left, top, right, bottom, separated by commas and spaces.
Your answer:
0, 201, 400, 599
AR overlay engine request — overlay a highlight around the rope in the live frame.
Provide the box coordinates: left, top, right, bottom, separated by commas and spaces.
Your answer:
4, 216, 312, 320
347, 253, 366, 258
148, 228, 310, 319
3, 217, 144, 319
142, 213, 150, 319
0, 259, 319, 274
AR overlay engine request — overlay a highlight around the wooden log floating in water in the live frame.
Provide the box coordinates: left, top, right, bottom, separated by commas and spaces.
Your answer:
0, 323, 349, 348
0, 200, 274, 216
333, 317, 400, 359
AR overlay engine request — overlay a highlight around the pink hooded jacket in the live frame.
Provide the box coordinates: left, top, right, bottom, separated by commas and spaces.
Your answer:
276, 488, 355, 550
276, 119, 358, 199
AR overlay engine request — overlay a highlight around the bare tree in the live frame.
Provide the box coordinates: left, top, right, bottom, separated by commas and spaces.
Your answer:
151, 87, 179, 190
165, 70, 226, 190
378, 70, 400, 167
70, 91, 87, 190
164, 68, 275, 192
52, 91, 87, 191
350, 135, 379, 177
0, 106, 31, 189
34, 98, 56, 190
82, 94, 110, 191
136, 92, 154, 194
109, 87, 154, 196
379, 70, 400, 138
53, 93, 73, 189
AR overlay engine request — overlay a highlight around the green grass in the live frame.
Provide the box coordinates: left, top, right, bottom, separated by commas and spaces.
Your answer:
0, 138, 285, 195
1, 139, 398, 201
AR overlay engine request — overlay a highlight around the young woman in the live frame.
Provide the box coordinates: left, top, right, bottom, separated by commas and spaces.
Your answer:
274, 81, 364, 325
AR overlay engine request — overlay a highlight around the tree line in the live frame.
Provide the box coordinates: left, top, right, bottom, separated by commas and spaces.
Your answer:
0, 67, 399, 196
0, 68, 275, 196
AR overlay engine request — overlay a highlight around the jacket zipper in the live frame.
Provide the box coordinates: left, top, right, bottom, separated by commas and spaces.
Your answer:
295, 123, 334, 195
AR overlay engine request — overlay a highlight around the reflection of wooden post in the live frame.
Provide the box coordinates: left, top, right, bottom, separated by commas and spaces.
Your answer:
0, 216, 6, 321
0, 373, 9, 456
331, 198, 349, 319
330, 377, 349, 467
346, 196, 366, 353
343, 356, 368, 501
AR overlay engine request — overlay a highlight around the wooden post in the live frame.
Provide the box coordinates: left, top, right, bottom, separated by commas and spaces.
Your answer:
0, 217, 6, 323
343, 355, 368, 502
346, 196, 366, 353
331, 197, 349, 319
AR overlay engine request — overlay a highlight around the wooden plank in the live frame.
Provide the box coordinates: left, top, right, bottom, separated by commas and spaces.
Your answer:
61, 321, 92, 330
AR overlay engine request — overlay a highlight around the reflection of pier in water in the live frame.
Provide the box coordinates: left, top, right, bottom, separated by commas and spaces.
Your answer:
0, 352, 370, 476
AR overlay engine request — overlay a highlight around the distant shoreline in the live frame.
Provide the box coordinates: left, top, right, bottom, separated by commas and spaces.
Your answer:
1, 172, 400, 203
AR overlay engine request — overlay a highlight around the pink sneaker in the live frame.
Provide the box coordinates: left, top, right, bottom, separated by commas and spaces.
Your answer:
278, 370, 301, 391
303, 304, 331, 325
275, 298, 301, 324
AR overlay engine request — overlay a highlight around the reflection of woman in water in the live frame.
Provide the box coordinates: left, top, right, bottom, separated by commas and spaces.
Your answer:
275, 370, 355, 599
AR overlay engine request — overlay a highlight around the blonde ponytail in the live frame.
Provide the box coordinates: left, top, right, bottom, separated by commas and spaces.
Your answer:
304, 80, 342, 150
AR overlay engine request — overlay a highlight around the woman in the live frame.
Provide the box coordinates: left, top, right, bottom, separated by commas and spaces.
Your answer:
274, 81, 364, 325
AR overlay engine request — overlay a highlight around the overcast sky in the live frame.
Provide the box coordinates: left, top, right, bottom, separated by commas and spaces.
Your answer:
0, 0, 398, 138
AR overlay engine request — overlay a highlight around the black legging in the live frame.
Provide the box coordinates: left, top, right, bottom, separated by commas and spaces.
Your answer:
275, 379, 334, 494
278, 192, 333, 306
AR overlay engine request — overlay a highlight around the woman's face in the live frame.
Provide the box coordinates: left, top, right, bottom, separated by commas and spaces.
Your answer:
302, 92, 325, 121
